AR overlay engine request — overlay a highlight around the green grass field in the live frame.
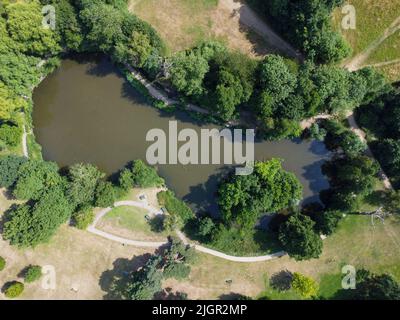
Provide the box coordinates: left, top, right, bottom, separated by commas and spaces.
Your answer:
101, 206, 168, 241
333, 0, 400, 81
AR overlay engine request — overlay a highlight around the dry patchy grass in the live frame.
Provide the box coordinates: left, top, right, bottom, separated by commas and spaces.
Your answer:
129, 0, 272, 57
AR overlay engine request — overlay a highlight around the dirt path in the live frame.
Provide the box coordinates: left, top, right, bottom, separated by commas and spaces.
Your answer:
344, 15, 400, 71
22, 125, 28, 158
220, 0, 302, 60
88, 201, 287, 262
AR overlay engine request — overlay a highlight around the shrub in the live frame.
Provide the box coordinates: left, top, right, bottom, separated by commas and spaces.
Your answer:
0, 256, 6, 271
4, 281, 24, 298
291, 272, 319, 299
72, 207, 95, 230
0, 123, 22, 147
157, 190, 194, 224
95, 180, 116, 208
24, 265, 42, 283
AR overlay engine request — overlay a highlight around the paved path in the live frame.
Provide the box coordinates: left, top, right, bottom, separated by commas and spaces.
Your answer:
220, 0, 302, 60
88, 201, 287, 262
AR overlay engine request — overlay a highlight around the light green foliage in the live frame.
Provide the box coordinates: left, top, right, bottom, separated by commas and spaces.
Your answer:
170, 51, 209, 96
0, 256, 5, 271
157, 190, 195, 224
291, 272, 319, 299
131, 160, 164, 188
5, 1, 60, 56
4, 281, 24, 299
72, 206, 95, 230
0, 123, 22, 147
67, 163, 105, 208
114, 31, 153, 67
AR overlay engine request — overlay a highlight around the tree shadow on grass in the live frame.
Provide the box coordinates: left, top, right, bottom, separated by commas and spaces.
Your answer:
269, 270, 293, 291
99, 253, 152, 300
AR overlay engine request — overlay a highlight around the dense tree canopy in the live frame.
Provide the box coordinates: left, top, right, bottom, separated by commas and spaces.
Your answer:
278, 213, 323, 260
218, 159, 303, 229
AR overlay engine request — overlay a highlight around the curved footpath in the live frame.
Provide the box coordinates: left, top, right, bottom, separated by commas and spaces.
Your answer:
87, 201, 287, 263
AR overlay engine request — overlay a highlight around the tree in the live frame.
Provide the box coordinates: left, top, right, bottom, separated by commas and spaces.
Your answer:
291, 272, 319, 299
131, 160, 164, 188
3, 188, 72, 247
197, 217, 215, 239
5, 1, 60, 56
79, 2, 124, 52
72, 206, 94, 230
352, 271, 400, 300
0, 155, 27, 188
113, 31, 153, 67
258, 55, 296, 104
339, 130, 367, 157
4, 281, 24, 299
218, 159, 303, 229
67, 163, 105, 208
0, 123, 22, 147
13, 160, 64, 201
95, 180, 116, 208
279, 214, 323, 260
170, 51, 209, 96
0, 256, 5, 271
23, 265, 42, 283
313, 210, 342, 235
125, 255, 163, 300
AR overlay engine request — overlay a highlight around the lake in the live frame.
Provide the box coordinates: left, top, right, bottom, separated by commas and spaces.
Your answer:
33, 56, 331, 214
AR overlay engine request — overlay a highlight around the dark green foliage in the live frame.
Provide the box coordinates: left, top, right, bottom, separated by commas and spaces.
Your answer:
322, 120, 366, 157
218, 159, 303, 229
278, 213, 323, 260
24, 265, 42, 283
248, 0, 350, 63
0, 155, 27, 188
3, 187, 73, 247
125, 255, 163, 300
95, 180, 116, 208
321, 155, 379, 211
349, 270, 400, 300
123, 238, 195, 300
13, 159, 64, 201
197, 216, 216, 240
